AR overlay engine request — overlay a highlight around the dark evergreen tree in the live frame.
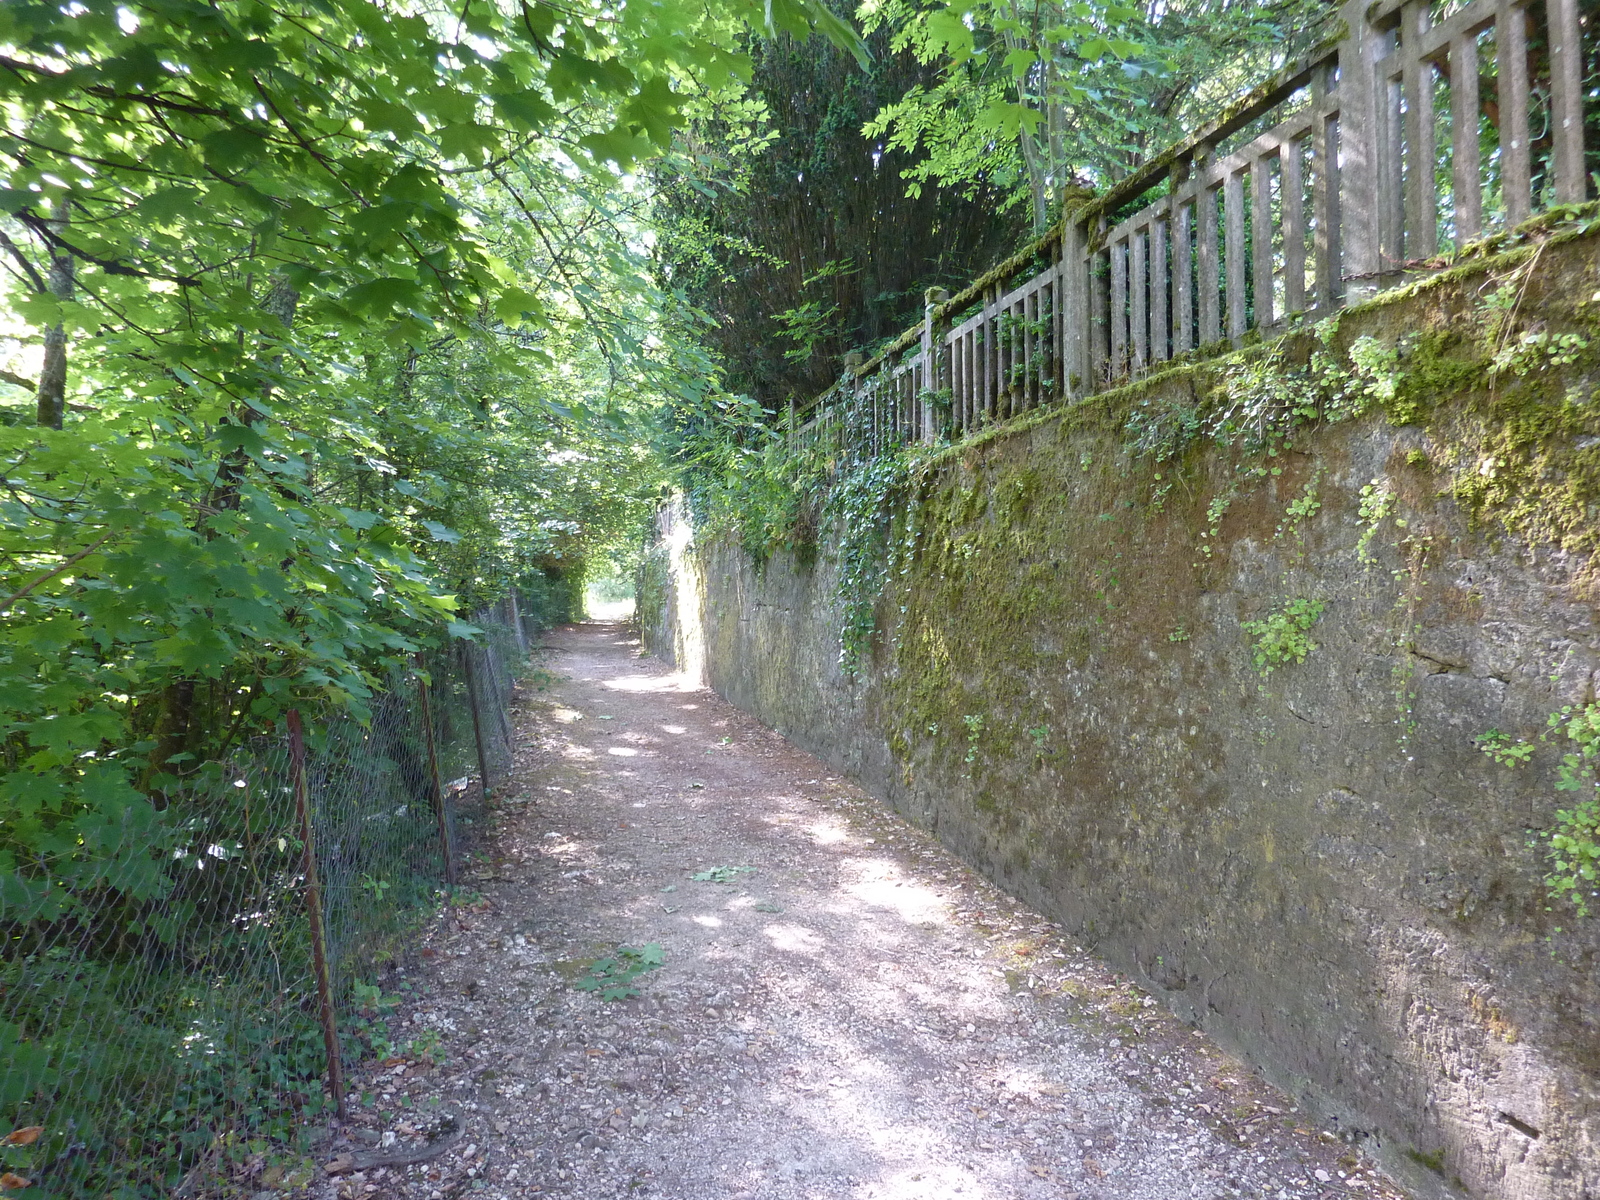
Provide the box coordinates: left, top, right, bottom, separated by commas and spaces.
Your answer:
654, 33, 1030, 411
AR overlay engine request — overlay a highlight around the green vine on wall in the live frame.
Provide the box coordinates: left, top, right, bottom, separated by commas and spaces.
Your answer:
1480, 703, 1600, 921
828, 450, 915, 676
1541, 704, 1600, 920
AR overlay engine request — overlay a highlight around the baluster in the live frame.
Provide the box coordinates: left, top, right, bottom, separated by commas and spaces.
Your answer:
1030, 289, 1043, 412
1282, 138, 1306, 315
1408, 0, 1446, 262
1131, 225, 1148, 372
1199, 178, 1221, 345
1378, 52, 1404, 279
1151, 207, 1169, 363
1089, 220, 1108, 387
905, 370, 914, 442
869, 379, 877, 457
1496, 0, 1530, 226
997, 302, 1010, 420
951, 330, 963, 436
1337, 0, 1382, 299
891, 371, 899, 445
1110, 238, 1128, 377
908, 369, 916, 439
1225, 167, 1246, 343
1450, 32, 1482, 242
1174, 195, 1193, 353
877, 373, 886, 455
1013, 297, 1024, 412
1053, 237, 1066, 396
970, 327, 981, 430
950, 332, 961, 437
960, 330, 972, 433
1311, 66, 1339, 310
1017, 290, 1029, 410
1040, 281, 1054, 399
1402, 0, 1438, 262
975, 320, 987, 428
1014, 296, 1025, 411
998, 297, 1007, 418
1062, 214, 1089, 396
1008, 295, 1019, 412
1251, 153, 1275, 330
984, 285, 998, 423
908, 371, 921, 448
906, 366, 916, 443
1548, 0, 1585, 204
968, 316, 979, 430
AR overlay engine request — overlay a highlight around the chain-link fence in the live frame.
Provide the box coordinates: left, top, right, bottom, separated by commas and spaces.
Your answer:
0, 601, 542, 1197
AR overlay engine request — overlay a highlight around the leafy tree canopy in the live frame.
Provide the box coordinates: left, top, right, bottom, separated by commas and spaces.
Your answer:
862, 0, 1332, 229
0, 0, 859, 919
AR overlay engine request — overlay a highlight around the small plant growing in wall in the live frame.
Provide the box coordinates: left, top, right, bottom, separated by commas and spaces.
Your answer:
1542, 704, 1600, 919
1027, 723, 1050, 766
962, 713, 985, 764
1479, 705, 1600, 923
1486, 330, 1589, 378
1356, 480, 1403, 565
1477, 728, 1534, 767
1242, 598, 1326, 676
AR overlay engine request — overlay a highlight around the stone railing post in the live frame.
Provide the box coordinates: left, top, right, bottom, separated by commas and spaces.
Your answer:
1337, 0, 1381, 300
1058, 189, 1095, 399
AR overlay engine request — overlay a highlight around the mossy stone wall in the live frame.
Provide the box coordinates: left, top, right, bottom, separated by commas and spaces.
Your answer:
644, 229, 1600, 1200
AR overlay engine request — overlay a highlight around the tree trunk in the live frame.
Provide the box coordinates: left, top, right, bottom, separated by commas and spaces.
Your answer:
141, 677, 196, 806
213, 274, 299, 511
1001, 7, 1051, 233
35, 217, 73, 429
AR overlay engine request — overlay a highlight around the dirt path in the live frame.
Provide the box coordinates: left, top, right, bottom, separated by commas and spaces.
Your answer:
324, 621, 1405, 1200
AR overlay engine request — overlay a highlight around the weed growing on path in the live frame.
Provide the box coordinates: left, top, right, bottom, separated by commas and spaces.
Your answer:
691, 865, 755, 884
574, 944, 665, 1001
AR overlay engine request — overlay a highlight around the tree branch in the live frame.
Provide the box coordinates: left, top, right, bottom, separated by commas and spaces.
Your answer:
0, 227, 48, 291
1, 530, 116, 612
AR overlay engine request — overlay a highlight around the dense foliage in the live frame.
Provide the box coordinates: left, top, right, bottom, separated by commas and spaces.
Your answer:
863, 0, 1331, 229
653, 30, 1027, 408
0, 0, 862, 1030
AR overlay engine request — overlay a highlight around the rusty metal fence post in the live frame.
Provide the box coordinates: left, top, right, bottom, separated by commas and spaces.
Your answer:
415, 656, 457, 887
461, 641, 494, 803
286, 708, 347, 1121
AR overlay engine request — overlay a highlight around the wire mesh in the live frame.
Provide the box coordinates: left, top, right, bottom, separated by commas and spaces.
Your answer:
0, 605, 534, 1196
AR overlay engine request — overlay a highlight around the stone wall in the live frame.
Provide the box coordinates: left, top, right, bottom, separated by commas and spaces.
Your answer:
641, 231, 1600, 1200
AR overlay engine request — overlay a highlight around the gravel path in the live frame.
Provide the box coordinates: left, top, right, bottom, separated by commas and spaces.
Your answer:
322, 621, 1406, 1200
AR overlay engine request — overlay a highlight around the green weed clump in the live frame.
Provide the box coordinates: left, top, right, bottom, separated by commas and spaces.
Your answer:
573, 944, 666, 1001
1242, 598, 1326, 676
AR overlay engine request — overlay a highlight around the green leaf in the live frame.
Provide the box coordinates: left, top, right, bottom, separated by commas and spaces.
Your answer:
491, 89, 558, 130
200, 128, 267, 172
343, 276, 423, 318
